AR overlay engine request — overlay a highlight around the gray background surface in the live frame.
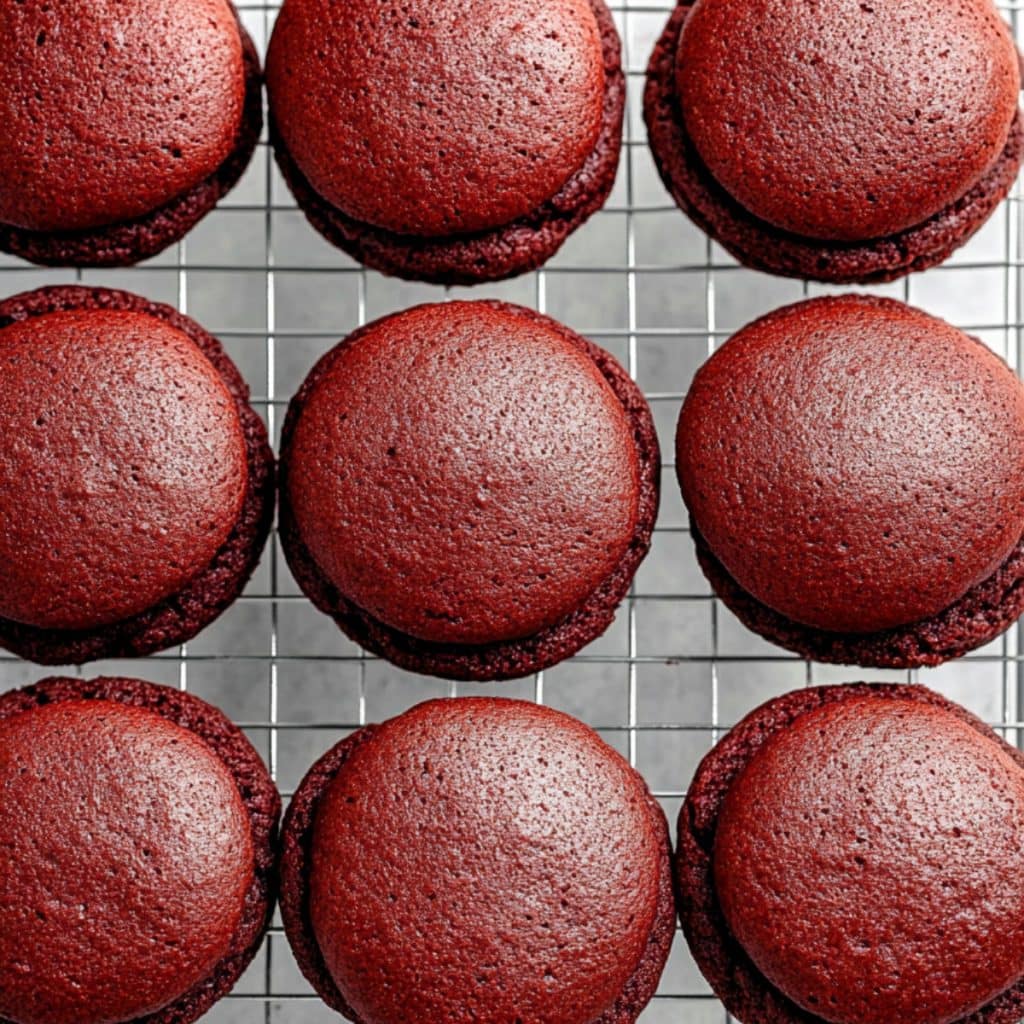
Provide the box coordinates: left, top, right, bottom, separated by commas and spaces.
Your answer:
1, 1, 1022, 1020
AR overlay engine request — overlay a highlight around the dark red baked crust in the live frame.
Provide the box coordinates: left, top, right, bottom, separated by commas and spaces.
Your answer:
676, 683, 1024, 1024
269, 0, 623, 285
0, 18, 262, 269
280, 723, 676, 1024
0, 675, 280, 1024
278, 301, 659, 682
693, 522, 1024, 668
0, 286, 274, 665
644, 5, 1024, 284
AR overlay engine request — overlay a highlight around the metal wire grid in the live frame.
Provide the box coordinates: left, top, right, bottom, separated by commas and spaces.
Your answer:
1, 1, 1023, 1020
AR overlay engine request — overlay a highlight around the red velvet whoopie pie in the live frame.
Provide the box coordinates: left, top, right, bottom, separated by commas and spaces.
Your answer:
0, 0, 262, 268
281, 697, 674, 1024
0, 675, 279, 1024
676, 294, 1024, 668
677, 683, 1024, 1024
279, 300, 659, 681
266, 0, 624, 284
0, 286, 274, 665
645, 0, 1024, 283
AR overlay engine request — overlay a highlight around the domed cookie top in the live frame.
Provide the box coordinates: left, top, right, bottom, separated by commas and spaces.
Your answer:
714, 694, 1024, 1024
0, 0, 246, 233
676, 0, 1021, 242
0, 698, 254, 1024
0, 309, 248, 631
677, 295, 1024, 634
309, 698, 664, 1024
266, 0, 607, 237
285, 301, 640, 646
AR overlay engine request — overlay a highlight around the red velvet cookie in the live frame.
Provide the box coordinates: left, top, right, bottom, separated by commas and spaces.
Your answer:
266, 0, 624, 284
0, 0, 262, 267
0, 286, 274, 665
0, 675, 279, 1024
677, 683, 1024, 1024
279, 301, 659, 681
281, 698, 674, 1024
676, 294, 1024, 667
645, 0, 1024, 282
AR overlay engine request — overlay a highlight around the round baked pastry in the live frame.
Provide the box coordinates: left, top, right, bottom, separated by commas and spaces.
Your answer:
281, 697, 674, 1023
279, 300, 658, 681
677, 682, 1024, 1024
676, 294, 1024, 667
645, 0, 1024, 282
266, 0, 624, 284
0, 285, 274, 665
0, 0, 262, 267
0, 675, 279, 1024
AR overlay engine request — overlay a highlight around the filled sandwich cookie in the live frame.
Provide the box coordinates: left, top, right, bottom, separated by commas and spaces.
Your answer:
677, 682, 1024, 1024
0, 286, 274, 665
676, 294, 1024, 668
0, 0, 262, 268
279, 300, 659, 681
266, 0, 624, 284
0, 675, 280, 1024
645, 0, 1024, 283
281, 698, 675, 1024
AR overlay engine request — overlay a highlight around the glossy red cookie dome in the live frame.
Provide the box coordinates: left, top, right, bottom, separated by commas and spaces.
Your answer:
676, 0, 1021, 242
286, 301, 640, 646
713, 694, 1024, 1024
0, 0, 245, 233
0, 698, 254, 1024
0, 309, 248, 631
677, 295, 1024, 634
309, 698, 664, 1024
266, 0, 606, 237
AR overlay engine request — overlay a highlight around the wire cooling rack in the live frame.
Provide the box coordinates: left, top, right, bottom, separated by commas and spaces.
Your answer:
1, 1, 1023, 1021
